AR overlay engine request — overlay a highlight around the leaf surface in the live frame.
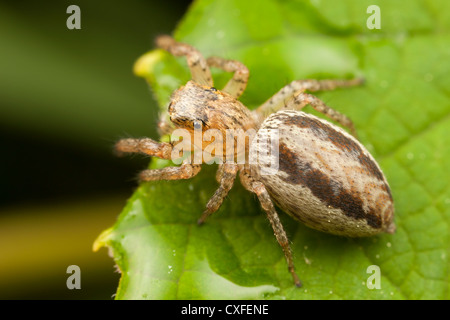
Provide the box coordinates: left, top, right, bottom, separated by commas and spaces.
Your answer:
96, 0, 450, 299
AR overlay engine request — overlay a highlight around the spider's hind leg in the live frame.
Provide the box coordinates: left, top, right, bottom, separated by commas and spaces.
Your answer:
254, 78, 362, 138
287, 91, 358, 138
240, 169, 302, 287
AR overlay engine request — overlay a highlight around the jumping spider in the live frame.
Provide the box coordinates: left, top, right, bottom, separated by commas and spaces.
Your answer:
116, 36, 395, 287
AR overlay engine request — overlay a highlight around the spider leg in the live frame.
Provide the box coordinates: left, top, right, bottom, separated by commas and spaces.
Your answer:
286, 91, 358, 137
215, 164, 224, 183
115, 138, 173, 159
156, 35, 213, 86
197, 163, 238, 224
157, 111, 175, 136
206, 56, 249, 98
116, 137, 200, 181
240, 169, 301, 287
255, 78, 363, 123
139, 157, 201, 181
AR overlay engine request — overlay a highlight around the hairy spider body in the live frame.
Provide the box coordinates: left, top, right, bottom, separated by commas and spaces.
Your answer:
169, 80, 256, 160
252, 110, 395, 237
116, 36, 395, 287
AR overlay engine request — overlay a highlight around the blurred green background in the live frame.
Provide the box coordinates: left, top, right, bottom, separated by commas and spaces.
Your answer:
0, 0, 192, 299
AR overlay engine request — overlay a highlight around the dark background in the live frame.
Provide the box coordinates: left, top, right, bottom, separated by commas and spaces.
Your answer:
0, 0, 192, 299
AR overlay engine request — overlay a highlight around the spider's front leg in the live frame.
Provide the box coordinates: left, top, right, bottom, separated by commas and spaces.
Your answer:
156, 35, 213, 87
115, 138, 172, 159
115, 137, 202, 181
139, 158, 202, 181
206, 56, 249, 98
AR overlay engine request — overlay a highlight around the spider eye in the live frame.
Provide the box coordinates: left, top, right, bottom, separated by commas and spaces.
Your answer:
209, 87, 217, 92
193, 120, 202, 130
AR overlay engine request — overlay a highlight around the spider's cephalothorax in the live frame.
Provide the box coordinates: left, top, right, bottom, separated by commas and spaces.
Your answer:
116, 35, 395, 287
169, 80, 255, 132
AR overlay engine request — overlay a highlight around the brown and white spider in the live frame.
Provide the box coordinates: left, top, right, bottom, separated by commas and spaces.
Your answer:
115, 36, 395, 287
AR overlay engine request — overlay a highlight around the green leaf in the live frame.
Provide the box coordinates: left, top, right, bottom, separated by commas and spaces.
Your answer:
95, 0, 450, 299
